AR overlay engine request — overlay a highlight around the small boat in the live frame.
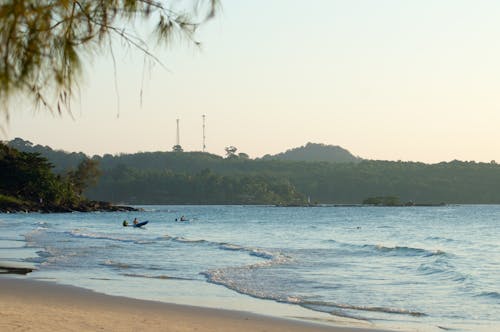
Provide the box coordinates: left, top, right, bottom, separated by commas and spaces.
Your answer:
123, 220, 149, 227
133, 221, 148, 228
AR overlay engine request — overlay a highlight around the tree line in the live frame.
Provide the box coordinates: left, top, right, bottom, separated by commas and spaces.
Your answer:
0, 142, 126, 212
90, 157, 500, 205
7, 138, 500, 205
87, 167, 304, 205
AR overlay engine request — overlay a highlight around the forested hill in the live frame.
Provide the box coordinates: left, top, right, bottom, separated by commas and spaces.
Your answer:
260, 142, 361, 163
5, 138, 307, 205
7, 139, 361, 170
7, 138, 500, 205
8, 137, 87, 173
0, 142, 136, 212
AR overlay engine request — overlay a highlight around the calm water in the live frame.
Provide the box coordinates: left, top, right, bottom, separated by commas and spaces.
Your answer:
1, 205, 499, 331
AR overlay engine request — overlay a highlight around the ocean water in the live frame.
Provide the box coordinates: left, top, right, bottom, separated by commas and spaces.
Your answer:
1, 205, 499, 331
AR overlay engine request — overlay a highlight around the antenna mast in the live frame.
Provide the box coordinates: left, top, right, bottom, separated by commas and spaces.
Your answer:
202, 114, 206, 152
176, 118, 180, 146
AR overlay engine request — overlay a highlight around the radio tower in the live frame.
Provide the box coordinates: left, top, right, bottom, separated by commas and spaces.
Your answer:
202, 115, 206, 152
176, 118, 180, 146
173, 118, 183, 152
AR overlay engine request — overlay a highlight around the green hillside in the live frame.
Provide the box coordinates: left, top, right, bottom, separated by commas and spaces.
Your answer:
7, 138, 500, 205
0, 142, 134, 212
260, 142, 361, 163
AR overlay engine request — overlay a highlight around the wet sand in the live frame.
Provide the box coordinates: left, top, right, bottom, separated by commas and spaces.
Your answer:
0, 278, 394, 332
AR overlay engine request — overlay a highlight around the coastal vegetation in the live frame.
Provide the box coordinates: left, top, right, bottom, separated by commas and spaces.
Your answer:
7, 138, 500, 206
90, 168, 305, 205
362, 196, 403, 206
0, 142, 134, 212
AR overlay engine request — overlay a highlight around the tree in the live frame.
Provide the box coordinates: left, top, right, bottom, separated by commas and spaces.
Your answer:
224, 146, 237, 158
68, 158, 101, 195
0, 142, 56, 201
0, 0, 217, 119
172, 144, 183, 152
238, 152, 249, 159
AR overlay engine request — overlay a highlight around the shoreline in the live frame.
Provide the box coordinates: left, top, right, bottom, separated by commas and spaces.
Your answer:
0, 277, 395, 332
0, 198, 140, 213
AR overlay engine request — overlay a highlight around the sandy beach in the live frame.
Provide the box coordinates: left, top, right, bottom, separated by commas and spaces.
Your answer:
0, 278, 394, 332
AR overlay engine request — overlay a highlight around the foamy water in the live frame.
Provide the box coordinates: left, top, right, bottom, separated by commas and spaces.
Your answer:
1, 205, 499, 331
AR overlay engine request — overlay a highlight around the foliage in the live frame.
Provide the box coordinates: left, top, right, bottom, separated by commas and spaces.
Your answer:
0, 142, 101, 210
238, 152, 249, 159
10, 138, 500, 205
0, 142, 58, 203
0, 0, 217, 118
0, 193, 26, 206
87, 156, 500, 205
8, 137, 87, 172
87, 167, 305, 205
362, 196, 401, 206
67, 158, 100, 195
172, 144, 183, 152
224, 146, 237, 158
260, 142, 361, 163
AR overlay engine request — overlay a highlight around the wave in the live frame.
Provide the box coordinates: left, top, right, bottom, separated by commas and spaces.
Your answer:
476, 291, 500, 300
417, 264, 447, 276
371, 244, 447, 257
425, 236, 456, 243
24, 228, 48, 242
134, 240, 157, 244
218, 243, 245, 251
202, 267, 284, 301
301, 300, 425, 318
24, 256, 47, 264
101, 259, 167, 271
35, 250, 53, 258
327, 239, 448, 257
101, 259, 137, 269
170, 236, 286, 265
249, 248, 276, 260
201, 245, 296, 314
202, 246, 291, 285
67, 230, 137, 243
437, 326, 460, 331
217, 243, 280, 262
33, 221, 50, 230
202, 266, 426, 319
201, 237, 431, 321
122, 273, 193, 281
332, 303, 426, 317
68, 231, 287, 273
171, 237, 207, 244
417, 260, 472, 286
27, 247, 81, 267
66, 229, 167, 245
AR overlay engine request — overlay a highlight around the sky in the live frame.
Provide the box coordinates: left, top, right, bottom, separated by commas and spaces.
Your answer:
5, 0, 500, 163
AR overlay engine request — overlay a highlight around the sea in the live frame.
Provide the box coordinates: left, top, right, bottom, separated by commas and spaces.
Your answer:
1, 205, 499, 331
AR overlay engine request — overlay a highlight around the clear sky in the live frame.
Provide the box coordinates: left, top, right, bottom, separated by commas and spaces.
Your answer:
5, 0, 500, 163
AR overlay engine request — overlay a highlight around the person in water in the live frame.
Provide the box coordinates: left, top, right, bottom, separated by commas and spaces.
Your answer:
123, 220, 128, 227
180, 215, 187, 221
133, 218, 139, 225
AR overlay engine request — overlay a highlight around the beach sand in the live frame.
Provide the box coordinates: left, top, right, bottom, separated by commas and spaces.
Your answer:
0, 278, 394, 332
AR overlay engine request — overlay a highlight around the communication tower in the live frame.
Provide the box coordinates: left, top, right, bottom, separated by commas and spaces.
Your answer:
176, 118, 180, 146
202, 115, 206, 152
